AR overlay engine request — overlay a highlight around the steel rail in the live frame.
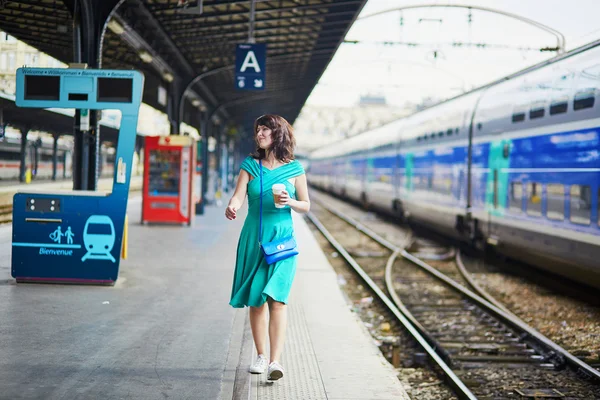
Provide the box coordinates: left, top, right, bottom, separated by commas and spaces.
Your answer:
312, 196, 600, 382
454, 249, 512, 315
305, 211, 478, 400
383, 248, 455, 366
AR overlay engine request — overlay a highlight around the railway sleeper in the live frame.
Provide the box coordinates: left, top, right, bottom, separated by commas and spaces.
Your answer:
439, 341, 528, 350
453, 354, 544, 363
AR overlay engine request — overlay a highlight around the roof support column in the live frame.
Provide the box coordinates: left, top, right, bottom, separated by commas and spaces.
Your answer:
72, 0, 102, 191
52, 134, 59, 181
32, 139, 40, 181
214, 125, 224, 199
197, 111, 209, 215
18, 127, 29, 183
168, 80, 183, 135
70, 0, 121, 190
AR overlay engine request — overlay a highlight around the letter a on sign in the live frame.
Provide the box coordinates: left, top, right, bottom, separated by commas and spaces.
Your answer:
235, 43, 266, 91
240, 51, 261, 73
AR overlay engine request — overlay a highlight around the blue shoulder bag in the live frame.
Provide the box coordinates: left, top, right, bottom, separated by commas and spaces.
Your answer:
259, 159, 299, 265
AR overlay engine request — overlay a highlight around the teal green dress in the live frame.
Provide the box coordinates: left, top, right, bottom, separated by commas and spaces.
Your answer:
229, 156, 305, 308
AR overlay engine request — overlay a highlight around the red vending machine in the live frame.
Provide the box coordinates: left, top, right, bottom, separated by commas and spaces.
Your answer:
142, 135, 196, 225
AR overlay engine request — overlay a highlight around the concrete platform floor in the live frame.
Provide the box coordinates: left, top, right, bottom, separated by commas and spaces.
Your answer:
0, 196, 246, 400
0, 194, 410, 400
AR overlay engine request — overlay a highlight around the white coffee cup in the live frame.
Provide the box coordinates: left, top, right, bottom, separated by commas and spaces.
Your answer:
272, 184, 286, 208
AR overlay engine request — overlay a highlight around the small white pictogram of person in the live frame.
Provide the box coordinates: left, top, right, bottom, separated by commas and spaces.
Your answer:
50, 226, 64, 244
65, 226, 75, 245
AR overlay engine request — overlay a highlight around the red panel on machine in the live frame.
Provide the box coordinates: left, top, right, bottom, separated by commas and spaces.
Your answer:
142, 136, 196, 225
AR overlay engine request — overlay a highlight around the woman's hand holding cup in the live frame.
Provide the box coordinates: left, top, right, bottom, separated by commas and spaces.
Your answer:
272, 184, 288, 208
278, 190, 291, 207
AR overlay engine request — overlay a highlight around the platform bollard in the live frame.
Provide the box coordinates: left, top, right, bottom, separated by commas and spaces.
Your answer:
25, 168, 31, 184
121, 214, 128, 260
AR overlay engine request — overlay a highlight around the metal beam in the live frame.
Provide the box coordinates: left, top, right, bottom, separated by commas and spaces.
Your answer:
359, 4, 566, 54
0, 22, 70, 48
184, 36, 339, 57
161, 10, 356, 31
0, 18, 71, 41
158, 2, 362, 22
122, 0, 196, 78
175, 26, 346, 43
104, 4, 229, 124
0, 6, 71, 25
154, 0, 361, 16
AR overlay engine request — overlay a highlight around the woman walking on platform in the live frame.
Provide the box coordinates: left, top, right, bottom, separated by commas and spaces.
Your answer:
225, 114, 310, 381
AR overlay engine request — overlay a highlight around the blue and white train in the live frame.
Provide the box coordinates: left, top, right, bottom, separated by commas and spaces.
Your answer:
309, 40, 600, 289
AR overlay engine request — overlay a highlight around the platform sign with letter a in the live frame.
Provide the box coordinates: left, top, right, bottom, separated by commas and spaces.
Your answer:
235, 43, 266, 91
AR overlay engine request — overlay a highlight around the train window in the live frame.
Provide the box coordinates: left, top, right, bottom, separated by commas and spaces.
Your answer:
546, 184, 565, 220
455, 128, 459, 134
570, 184, 591, 225
526, 183, 542, 216
438, 131, 444, 137
0, 149, 21, 161
430, 133, 436, 139
550, 96, 568, 115
509, 182, 523, 212
573, 88, 596, 110
446, 129, 453, 136
477, 123, 482, 130
512, 112, 525, 123
417, 137, 422, 142
529, 101, 545, 119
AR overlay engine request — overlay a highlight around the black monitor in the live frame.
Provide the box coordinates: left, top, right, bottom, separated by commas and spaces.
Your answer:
97, 78, 133, 103
24, 75, 60, 101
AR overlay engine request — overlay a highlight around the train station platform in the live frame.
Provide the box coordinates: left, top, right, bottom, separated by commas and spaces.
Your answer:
0, 196, 409, 400
0, 174, 143, 195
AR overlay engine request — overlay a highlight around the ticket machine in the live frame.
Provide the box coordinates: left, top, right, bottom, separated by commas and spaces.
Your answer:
11, 67, 144, 284
142, 135, 196, 225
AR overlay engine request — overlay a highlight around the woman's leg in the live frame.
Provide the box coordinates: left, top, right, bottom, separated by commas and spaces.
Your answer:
267, 298, 287, 363
249, 303, 269, 355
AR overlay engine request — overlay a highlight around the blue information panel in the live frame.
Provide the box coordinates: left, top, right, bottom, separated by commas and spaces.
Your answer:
235, 43, 266, 91
12, 67, 144, 284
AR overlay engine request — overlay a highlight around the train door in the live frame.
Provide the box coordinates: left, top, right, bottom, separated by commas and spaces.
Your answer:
393, 145, 401, 201
364, 152, 373, 205
485, 140, 512, 237
404, 153, 414, 197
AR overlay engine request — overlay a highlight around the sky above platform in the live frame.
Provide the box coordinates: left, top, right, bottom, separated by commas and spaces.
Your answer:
304, 0, 600, 108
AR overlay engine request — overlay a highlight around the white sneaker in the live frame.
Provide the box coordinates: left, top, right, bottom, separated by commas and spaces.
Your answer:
248, 354, 268, 374
267, 362, 284, 381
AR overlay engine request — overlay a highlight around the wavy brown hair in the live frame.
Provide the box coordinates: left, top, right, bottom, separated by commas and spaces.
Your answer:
252, 114, 296, 162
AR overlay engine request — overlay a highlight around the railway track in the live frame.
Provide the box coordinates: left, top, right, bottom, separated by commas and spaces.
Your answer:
0, 203, 12, 224
307, 194, 600, 399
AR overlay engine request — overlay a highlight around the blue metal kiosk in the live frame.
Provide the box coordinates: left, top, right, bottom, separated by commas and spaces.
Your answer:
11, 68, 144, 284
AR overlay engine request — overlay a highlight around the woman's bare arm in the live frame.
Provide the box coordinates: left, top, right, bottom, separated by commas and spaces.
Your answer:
225, 170, 250, 220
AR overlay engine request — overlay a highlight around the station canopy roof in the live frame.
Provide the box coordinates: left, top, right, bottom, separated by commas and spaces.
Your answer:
0, 0, 367, 137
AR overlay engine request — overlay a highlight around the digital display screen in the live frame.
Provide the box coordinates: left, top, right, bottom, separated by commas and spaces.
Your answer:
97, 77, 133, 103
25, 197, 61, 212
24, 75, 60, 101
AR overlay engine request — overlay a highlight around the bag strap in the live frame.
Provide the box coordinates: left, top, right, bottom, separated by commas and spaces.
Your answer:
258, 159, 263, 247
